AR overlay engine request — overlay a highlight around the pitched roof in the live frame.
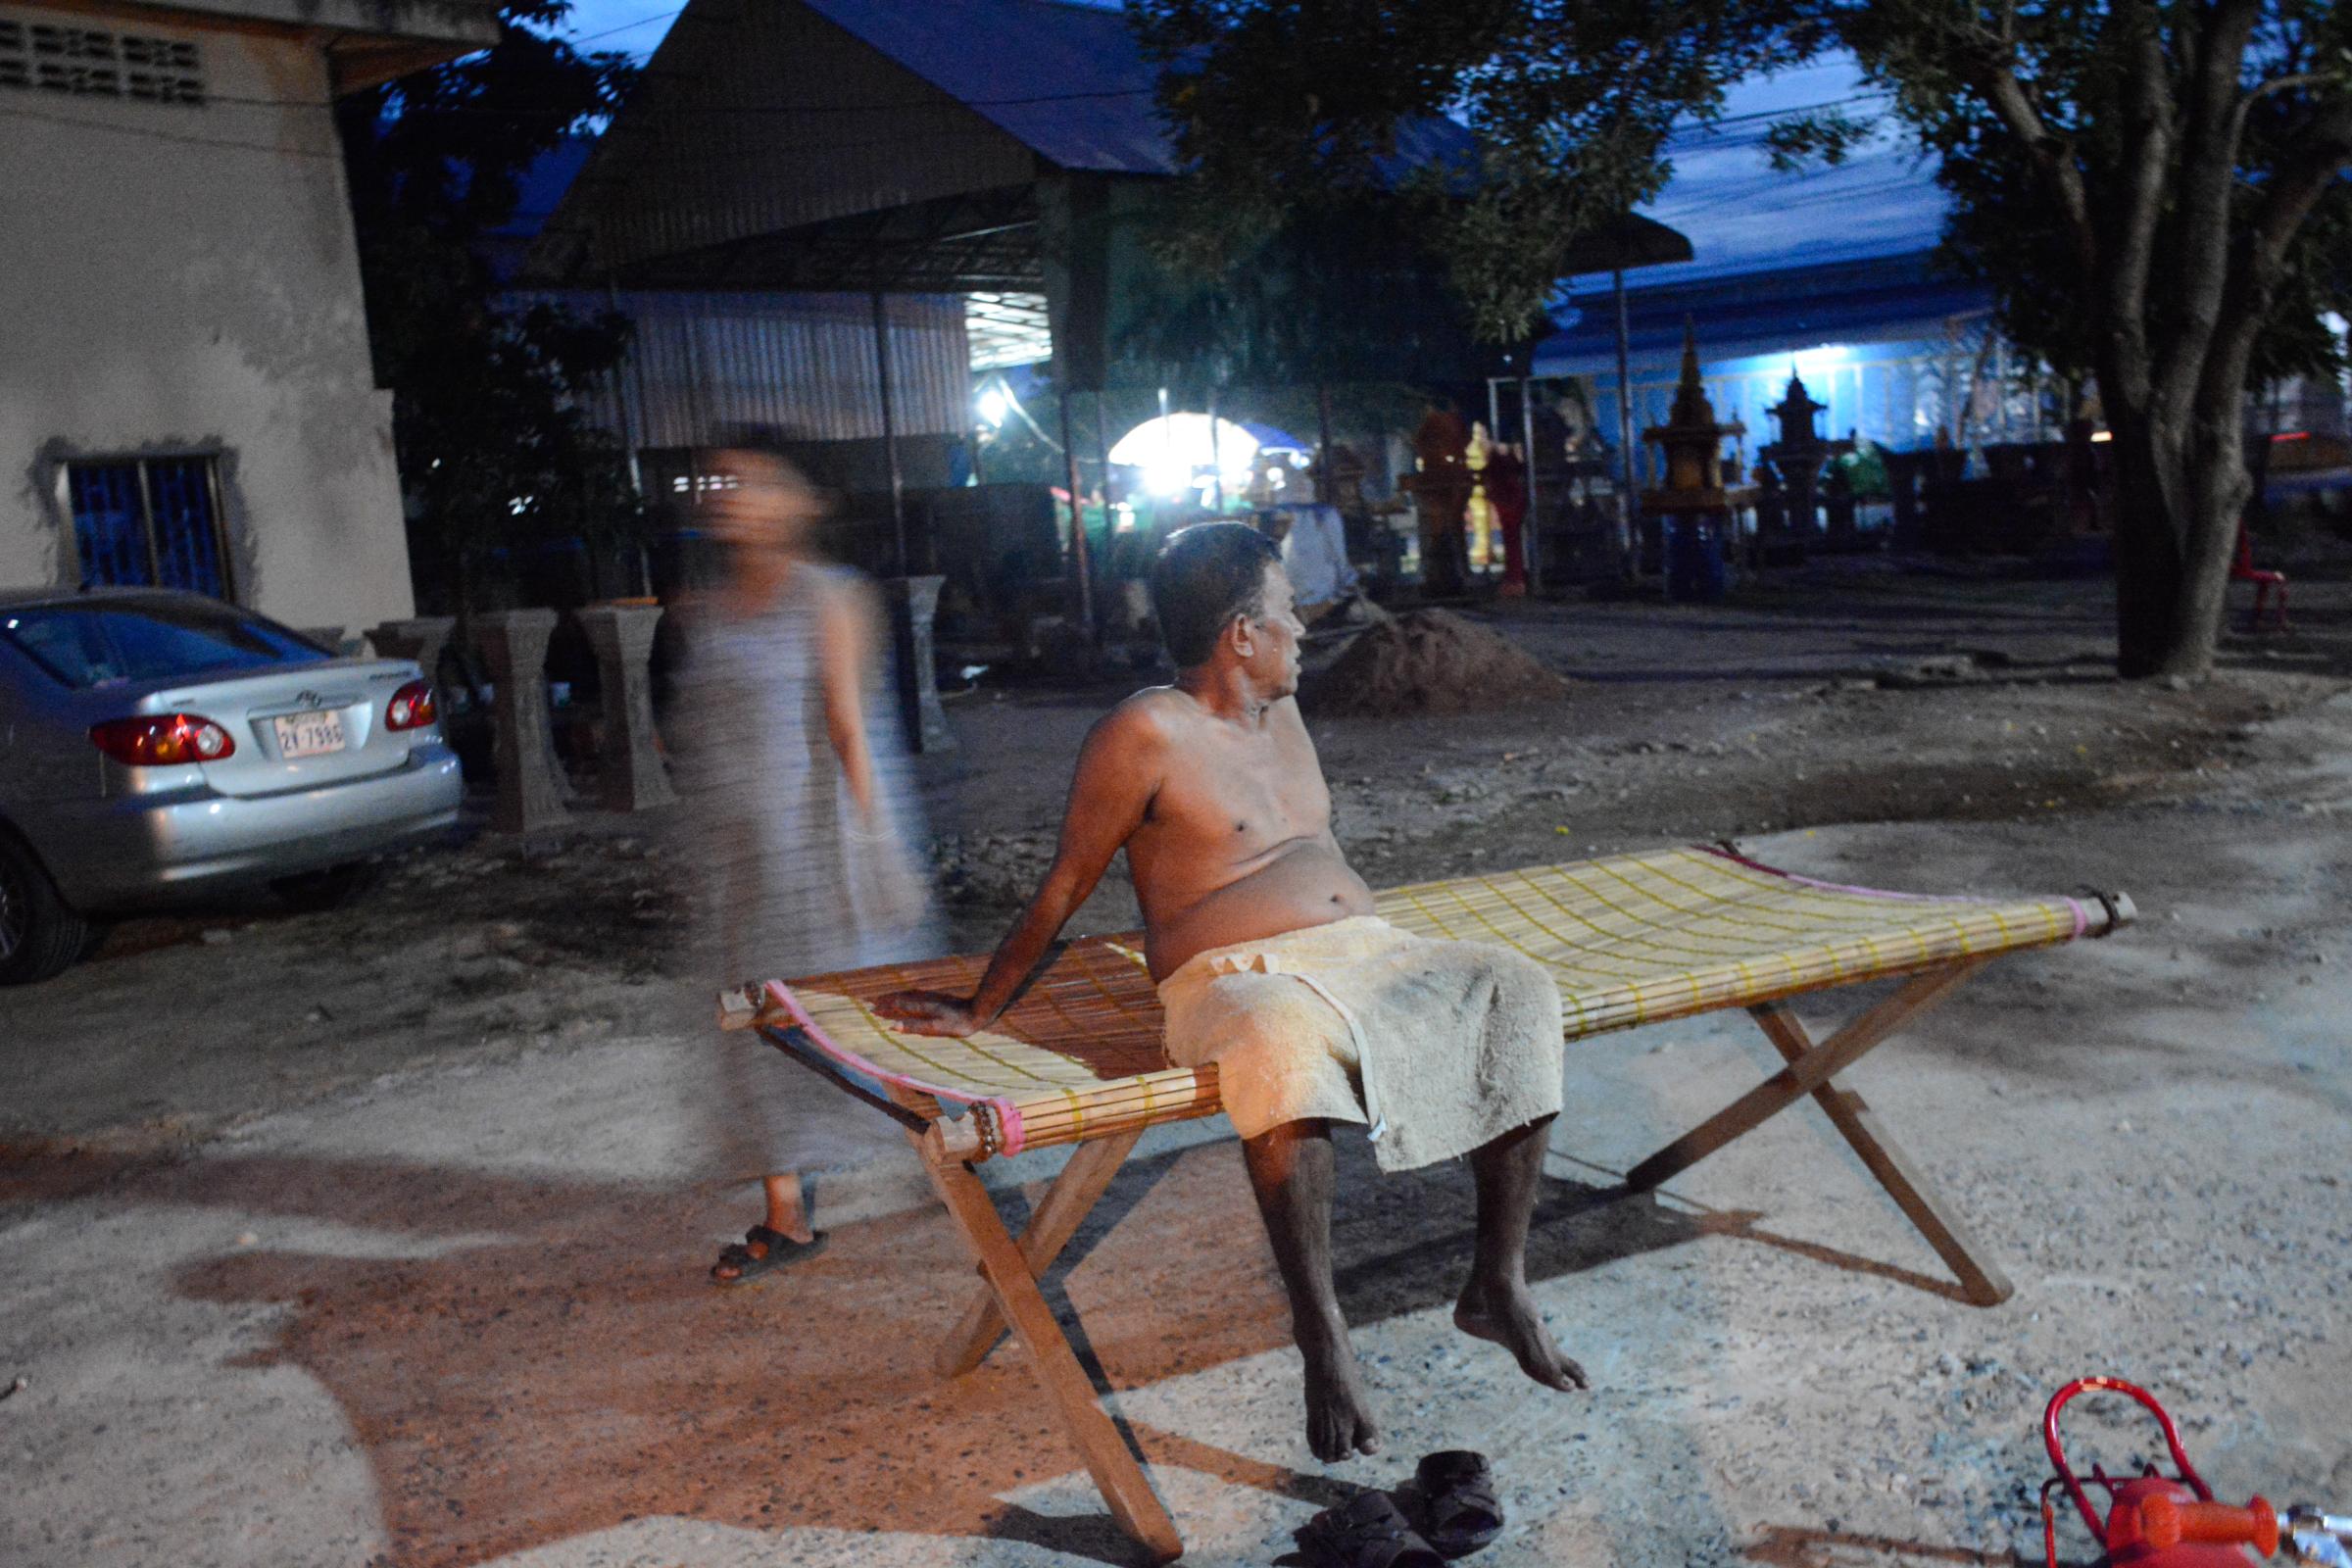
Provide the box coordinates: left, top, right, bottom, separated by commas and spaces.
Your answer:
800, 0, 1174, 174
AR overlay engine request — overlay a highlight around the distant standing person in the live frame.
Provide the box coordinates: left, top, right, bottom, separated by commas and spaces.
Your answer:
1485, 441, 1529, 597
666, 426, 939, 1286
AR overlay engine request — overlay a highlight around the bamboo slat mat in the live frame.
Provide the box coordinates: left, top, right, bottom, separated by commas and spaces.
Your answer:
760, 845, 2108, 1159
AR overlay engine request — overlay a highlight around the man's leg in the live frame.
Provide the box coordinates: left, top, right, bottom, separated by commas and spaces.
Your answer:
1454, 1115, 1588, 1392
1241, 1119, 1384, 1462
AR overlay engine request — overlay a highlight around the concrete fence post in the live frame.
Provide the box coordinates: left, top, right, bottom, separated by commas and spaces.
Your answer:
366, 616, 457, 689
470, 609, 572, 834
576, 602, 677, 812
881, 573, 954, 754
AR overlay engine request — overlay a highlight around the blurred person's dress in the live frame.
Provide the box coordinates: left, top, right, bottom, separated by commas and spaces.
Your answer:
668, 564, 939, 1181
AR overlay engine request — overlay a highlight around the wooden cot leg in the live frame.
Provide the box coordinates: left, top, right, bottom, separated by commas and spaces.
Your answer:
911, 1140, 1184, 1564
1623, 959, 1984, 1192
1746, 1002, 2013, 1306
937, 1127, 1145, 1379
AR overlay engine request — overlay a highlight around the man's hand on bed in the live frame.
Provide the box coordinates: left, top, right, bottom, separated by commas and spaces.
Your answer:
874, 990, 987, 1037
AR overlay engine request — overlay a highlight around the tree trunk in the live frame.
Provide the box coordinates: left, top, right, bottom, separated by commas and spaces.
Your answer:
2100, 379, 2244, 680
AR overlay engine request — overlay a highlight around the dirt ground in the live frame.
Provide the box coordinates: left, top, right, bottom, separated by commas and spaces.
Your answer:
4, 551, 2352, 1568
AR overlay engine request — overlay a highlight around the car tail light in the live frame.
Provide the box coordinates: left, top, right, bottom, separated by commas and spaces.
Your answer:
89, 713, 236, 766
385, 679, 437, 732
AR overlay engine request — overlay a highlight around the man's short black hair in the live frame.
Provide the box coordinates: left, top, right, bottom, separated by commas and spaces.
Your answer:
1151, 521, 1283, 667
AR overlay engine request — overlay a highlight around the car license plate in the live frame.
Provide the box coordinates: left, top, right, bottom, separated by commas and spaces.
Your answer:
273, 709, 348, 759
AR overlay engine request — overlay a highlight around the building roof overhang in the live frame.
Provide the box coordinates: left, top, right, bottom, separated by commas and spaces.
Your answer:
41, 0, 503, 91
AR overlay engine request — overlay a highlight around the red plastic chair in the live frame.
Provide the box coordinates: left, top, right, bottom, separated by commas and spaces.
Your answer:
2232, 527, 2288, 631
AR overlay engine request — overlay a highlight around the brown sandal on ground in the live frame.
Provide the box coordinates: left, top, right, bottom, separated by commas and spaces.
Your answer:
710, 1224, 827, 1287
1413, 1450, 1503, 1558
1296, 1490, 1445, 1568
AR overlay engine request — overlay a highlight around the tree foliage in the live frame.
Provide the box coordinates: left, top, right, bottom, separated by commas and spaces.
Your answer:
335, 2, 643, 610
1132, 0, 2352, 676
1826, 0, 2352, 398
1826, 0, 2352, 674
1130, 0, 1824, 342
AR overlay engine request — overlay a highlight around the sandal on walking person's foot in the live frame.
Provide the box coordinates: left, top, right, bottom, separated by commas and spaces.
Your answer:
710, 1224, 826, 1287
1296, 1491, 1444, 1568
1413, 1451, 1503, 1558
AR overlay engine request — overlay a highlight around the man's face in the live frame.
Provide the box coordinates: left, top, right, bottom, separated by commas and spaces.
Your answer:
1238, 561, 1306, 697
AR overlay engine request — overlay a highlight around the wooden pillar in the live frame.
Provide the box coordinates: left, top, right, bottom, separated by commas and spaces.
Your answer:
1206, 389, 1224, 514
1095, 390, 1115, 540
1520, 375, 1543, 593
1059, 390, 1096, 637
1613, 266, 1641, 576
1315, 383, 1336, 504
871, 290, 907, 574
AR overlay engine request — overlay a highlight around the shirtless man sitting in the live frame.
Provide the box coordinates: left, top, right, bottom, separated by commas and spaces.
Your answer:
878, 522, 1586, 1462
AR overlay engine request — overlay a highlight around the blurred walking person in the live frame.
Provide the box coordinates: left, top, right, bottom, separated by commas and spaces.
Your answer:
665, 426, 939, 1286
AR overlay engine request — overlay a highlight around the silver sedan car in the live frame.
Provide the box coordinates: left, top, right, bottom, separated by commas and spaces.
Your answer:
0, 588, 464, 983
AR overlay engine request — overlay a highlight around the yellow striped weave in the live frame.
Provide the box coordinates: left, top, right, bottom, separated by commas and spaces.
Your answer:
771, 846, 2096, 1158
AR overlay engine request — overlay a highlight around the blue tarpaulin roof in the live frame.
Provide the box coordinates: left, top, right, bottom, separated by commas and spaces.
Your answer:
1534, 252, 1991, 378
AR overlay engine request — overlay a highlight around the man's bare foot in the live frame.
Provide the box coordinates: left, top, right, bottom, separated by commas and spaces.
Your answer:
1454, 1276, 1589, 1393
1300, 1339, 1384, 1462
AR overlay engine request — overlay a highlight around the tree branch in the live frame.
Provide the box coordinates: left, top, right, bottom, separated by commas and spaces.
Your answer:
2105, 3, 2174, 376
1977, 62, 2099, 279
2199, 95, 2352, 418
2154, 0, 2268, 423
2245, 97, 2352, 281
2240, 72, 2336, 112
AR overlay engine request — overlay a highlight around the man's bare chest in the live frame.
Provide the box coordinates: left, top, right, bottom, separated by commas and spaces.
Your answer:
1146, 727, 1330, 853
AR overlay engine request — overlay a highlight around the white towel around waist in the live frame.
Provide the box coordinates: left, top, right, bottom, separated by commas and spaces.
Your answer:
1156, 914, 1565, 1172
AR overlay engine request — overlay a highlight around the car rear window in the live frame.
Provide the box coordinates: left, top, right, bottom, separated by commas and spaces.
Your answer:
0, 600, 327, 689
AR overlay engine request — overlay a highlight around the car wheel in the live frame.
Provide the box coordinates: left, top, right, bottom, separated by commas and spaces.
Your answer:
0, 832, 93, 986
269, 861, 381, 912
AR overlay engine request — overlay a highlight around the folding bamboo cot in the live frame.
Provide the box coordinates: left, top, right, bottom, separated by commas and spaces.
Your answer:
719, 843, 2133, 1562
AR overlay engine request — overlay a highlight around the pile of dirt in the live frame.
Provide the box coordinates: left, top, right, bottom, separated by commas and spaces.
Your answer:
1303, 609, 1570, 716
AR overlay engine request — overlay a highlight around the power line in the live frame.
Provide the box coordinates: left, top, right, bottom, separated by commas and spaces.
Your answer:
565, 4, 684, 43
195, 78, 1158, 116
1670, 89, 1891, 138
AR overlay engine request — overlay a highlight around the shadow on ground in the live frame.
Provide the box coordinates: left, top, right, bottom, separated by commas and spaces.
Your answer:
0, 1128, 1975, 1567
1742, 1522, 2073, 1567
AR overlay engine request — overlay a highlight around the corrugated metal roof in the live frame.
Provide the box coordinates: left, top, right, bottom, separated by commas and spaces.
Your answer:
797, 0, 1477, 178
529, 0, 1041, 282
511, 290, 974, 446
530, 0, 1481, 286
799, 0, 1174, 174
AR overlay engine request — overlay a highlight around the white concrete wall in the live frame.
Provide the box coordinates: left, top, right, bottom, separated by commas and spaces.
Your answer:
0, 5, 416, 636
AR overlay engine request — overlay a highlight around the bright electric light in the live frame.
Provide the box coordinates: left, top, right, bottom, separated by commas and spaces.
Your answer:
1789, 345, 1851, 386
1107, 413, 1262, 497
977, 386, 1010, 428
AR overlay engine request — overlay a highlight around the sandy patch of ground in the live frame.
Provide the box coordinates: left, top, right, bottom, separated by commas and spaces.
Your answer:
5, 555, 2351, 1567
